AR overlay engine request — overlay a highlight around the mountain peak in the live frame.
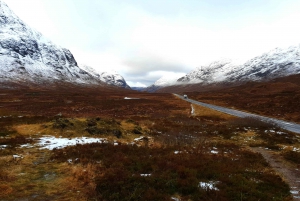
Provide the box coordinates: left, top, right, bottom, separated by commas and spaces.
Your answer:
0, 0, 32, 35
150, 44, 300, 92
177, 59, 236, 84
79, 64, 131, 89
0, 1, 130, 89
154, 72, 185, 86
0, 0, 15, 18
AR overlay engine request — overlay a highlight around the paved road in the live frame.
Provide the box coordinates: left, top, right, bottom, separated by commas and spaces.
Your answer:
175, 94, 300, 134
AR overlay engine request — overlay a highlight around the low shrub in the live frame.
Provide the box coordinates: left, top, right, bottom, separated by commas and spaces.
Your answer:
132, 125, 143, 134
283, 150, 300, 164
85, 126, 107, 135
112, 129, 122, 138
0, 127, 15, 137
52, 118, 73, 129
50, 143, 290, 200
85, 118, 122, 138
0, 184, 13, 197
258, 130, 297, 145
228, 117, 279, 130
0, 135, 34, 147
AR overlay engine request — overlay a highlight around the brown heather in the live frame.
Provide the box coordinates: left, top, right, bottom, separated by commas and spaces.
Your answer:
0, 84, 298, 200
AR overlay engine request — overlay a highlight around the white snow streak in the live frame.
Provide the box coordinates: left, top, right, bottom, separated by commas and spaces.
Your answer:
37, 136, 106, 150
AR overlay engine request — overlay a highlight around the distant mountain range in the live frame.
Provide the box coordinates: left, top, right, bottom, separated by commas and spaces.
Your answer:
2, 0, 299, 92
148, 45, 300, 92
0, 0, 130, 89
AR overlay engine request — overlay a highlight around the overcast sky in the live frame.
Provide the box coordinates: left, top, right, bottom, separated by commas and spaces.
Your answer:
4, 0, 300, 87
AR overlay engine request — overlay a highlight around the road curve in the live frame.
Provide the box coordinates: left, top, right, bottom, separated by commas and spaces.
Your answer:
175, 94, 300, 134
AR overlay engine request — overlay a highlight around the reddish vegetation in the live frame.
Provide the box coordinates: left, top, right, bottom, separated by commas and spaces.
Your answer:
0, 83, 298, 200
51, 143, 290, 201
171, 74, 300, 123
0, 84, 186, 119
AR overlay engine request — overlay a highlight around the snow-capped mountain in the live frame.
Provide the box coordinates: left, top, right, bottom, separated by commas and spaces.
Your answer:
0, 0, 95, 84
145, 72, 185, 92
177, 59, 238, 84
174, 46, 300, 86
0, 0, 129, 89
154, 73, 186, 86
80, 65, 130, 89
228, 45, 300, 82
149, 45, 300, 91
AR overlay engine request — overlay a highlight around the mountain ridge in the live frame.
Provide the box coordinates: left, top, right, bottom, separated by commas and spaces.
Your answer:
0, 0, 130, 89
79, 64, 130, 89
150, 44, 300, 92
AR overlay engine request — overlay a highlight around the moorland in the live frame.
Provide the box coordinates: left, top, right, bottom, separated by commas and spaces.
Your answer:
0, 83, 299, 200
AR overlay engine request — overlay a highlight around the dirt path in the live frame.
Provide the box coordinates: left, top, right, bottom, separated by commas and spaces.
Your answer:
251, 147, 300, 200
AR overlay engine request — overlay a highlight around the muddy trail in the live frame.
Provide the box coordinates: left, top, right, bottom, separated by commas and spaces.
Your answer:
251, 147, 300, 200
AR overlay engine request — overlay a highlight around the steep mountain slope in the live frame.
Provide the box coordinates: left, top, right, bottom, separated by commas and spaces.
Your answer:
0, 0, 96, 84
152, 45, 300, 92
179, 45, 300, 85
177, 59, 237, 84
80, 65, 130, 89
0, 1, 130, 89
229, 45, 300, 81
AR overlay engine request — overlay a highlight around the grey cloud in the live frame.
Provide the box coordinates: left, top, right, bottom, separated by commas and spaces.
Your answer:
124, 69, 187, 87
122, 56, 186, 76
124, 74, 158, 86
121, 56, 189, 86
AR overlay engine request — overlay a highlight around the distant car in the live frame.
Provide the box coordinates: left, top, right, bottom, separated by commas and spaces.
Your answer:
183, 94, 188, 99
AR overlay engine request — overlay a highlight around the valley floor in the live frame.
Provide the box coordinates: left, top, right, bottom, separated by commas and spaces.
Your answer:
0, 87, 299, 200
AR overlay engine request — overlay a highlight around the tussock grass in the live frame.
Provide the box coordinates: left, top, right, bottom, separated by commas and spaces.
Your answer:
228, 117, 279, 129
50, 143, 290, 201
192, 104, 235, 121
283, 150, 300, 164
0, 135, 34, 148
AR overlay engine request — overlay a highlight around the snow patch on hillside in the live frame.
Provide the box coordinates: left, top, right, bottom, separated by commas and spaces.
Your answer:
80, 64, 131, 88
177, 59, 238, 84
154, 72, 186, 87
0, 1, 130, 88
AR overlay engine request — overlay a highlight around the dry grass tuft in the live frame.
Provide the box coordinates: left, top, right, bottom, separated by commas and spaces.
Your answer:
60, 163, 98, 199
0, 183, 13, 197
192, 104, 235, 121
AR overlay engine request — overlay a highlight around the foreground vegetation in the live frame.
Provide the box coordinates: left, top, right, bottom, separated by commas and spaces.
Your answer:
0, 87, 299, 200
